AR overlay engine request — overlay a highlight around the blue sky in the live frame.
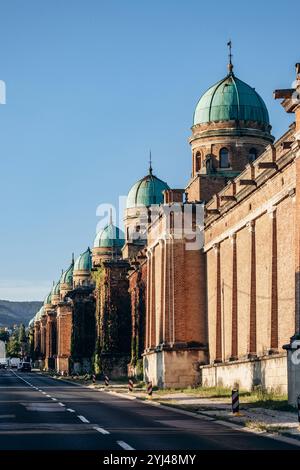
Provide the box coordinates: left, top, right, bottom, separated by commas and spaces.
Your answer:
0, 0, 298, 301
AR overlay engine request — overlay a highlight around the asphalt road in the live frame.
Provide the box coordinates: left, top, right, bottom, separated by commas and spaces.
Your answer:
0, 369, 298, 451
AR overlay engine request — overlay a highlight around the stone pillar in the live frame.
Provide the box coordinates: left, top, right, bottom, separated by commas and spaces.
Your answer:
214, 243, 222, 362
248, 220, 257, 357
230, 233, 238, 360
270, 208, 278, 352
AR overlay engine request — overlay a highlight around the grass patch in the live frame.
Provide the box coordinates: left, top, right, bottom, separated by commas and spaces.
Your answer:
154, 386, 234, 398
240, 387, 294, 412
245, 420, 289, 433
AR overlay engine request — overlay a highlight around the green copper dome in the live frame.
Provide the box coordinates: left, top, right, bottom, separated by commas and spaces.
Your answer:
74, 247, 92, 272
60, 259, 74, 285
44, 291, 52, 306
193, 73, 270, 126
127, 170, 169, 209
51, 281, 60, 297
94, 223, 125, 249
28, 317, 35, 327
35, 306, 44, 321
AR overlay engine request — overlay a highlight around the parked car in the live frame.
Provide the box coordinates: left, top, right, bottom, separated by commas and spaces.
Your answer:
9, 357, 20, 369
18, 362, 31, 372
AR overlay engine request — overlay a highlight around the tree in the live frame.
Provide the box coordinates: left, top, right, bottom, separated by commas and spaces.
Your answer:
0, 328, 9, 343
18, 324, 26, 343
6, 335, 20, 357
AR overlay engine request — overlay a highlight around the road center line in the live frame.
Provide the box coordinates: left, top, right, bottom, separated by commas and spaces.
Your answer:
78, 415, 90, 423
117, 440, 135, 450
58, 402, 65, 407
93, 426, 110, 435
67, 408, 75, 413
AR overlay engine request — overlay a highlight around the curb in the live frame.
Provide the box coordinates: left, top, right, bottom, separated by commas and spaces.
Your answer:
40, 373, 300, 448
103, 389, 300, 448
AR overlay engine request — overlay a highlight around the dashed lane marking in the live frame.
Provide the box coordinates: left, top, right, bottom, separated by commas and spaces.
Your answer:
78, 415, 90, 423
58, 402, 65, 407
93, 426, 110, 435
117, 440, 135, 450
67, 408, 75, 413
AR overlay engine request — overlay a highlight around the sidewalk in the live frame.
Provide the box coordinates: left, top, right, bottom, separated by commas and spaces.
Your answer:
48, 374, 300, 441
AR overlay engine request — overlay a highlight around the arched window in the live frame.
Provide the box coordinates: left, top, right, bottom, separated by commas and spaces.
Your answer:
248, 148, 257, 163
219, 148, 229, 168
195, 151, 201, 172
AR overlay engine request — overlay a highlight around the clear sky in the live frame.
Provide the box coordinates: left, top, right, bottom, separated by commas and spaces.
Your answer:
0, 0, 299, 301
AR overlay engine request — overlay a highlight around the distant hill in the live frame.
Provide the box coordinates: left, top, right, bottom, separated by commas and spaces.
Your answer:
0, 300, 43, 327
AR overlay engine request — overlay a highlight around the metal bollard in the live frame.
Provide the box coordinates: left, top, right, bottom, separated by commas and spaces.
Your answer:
232, 388, 240, 415
104, 375, 109, 387
128, 379, 134, 392
147, 381, 153, 397
92, 373, 96, 384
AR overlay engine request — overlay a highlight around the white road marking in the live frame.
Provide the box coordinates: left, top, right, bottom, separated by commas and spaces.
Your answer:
93, 426, 110, 435
46, 395, 51, 398
67, 408, 75, 413
51, 398, 57, 401
117, 440, 135, 450
42, 391, 47, 395
58, 402, 65, 407
78, 415, 90, 423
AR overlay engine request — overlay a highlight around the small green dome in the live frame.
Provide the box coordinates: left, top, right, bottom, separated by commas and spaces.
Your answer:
74, 247, 92, 272
35, 306, 44, 321
94, 223, 125, 249
44, 292, 52, 306
193, 73, 270, 126
127, 170, 169, 209
60, 260, 74, 285
51, 281, 60, 296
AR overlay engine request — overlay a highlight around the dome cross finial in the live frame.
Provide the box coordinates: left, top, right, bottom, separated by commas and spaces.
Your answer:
227, 40, 234, 74
149, 149, 153, 175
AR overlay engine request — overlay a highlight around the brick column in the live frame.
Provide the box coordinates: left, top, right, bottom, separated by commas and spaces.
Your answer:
230, 233, 238, 360
159, 239, 165, 345
145, 249, 151, 349
170, 235, 175, 344
163, 238, 170, 344
248, 220, 257, 357
294, 146, 300, 334
270, 208, 278, 351
214, 243, 222, 362
150, 248, 156, 348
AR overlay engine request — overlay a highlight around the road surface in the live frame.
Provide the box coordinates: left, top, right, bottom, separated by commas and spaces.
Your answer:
0, 369, 298, 450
